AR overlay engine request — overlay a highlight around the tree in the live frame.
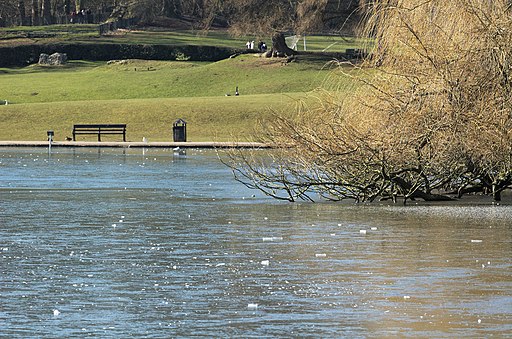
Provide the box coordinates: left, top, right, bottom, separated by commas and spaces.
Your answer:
215, 0, 363, 56
31, 0, 39, 25
41, 0, 51, 24
0, 0, 18, 25
17, 0, 26, 25
226, 0, 512, 203
162, 0, 182, 18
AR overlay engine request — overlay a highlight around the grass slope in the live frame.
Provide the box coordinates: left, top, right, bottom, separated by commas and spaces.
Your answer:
0, 56, 342, 141
0, 57, 331, 103
0, 94, 308, 142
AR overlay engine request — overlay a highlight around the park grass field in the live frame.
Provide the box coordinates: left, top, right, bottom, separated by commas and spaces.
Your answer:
0, 24, 366, 52
0, 56, 352, 141
0, 27, 360, 141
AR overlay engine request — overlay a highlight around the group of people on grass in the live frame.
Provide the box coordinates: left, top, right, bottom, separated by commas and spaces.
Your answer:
245, 40, 267, 52
70, 9, 92, 24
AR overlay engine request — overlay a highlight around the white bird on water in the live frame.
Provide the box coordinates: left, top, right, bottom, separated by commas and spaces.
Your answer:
173, 147, 186, 156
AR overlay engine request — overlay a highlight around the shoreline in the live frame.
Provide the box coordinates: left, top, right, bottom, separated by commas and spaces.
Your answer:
0, 141, 270, 149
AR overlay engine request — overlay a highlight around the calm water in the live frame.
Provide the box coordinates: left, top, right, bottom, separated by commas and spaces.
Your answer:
1, 147, 511, 338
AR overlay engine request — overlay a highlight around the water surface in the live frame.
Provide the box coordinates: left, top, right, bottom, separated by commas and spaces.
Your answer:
1, 147, 510, 337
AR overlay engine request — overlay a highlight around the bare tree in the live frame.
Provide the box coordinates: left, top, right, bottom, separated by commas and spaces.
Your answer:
31, 0, 39, 25
41, 0, 51, 23
225, 0, 512, 203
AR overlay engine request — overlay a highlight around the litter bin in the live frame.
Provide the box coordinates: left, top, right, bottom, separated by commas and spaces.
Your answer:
173, 119, 187, 142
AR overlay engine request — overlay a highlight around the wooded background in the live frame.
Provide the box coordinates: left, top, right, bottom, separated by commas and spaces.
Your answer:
0, 0, 364, 34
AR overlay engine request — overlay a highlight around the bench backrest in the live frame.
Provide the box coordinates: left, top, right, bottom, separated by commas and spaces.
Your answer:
74, 124, 126, 129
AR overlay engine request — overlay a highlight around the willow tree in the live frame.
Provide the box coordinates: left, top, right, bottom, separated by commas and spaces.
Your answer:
227, 0, 512, 203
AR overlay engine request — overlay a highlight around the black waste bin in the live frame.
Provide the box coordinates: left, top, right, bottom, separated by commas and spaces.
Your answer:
173, 118, 187, 142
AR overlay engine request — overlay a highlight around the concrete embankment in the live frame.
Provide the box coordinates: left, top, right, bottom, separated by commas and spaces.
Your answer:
0, 141, 270, 148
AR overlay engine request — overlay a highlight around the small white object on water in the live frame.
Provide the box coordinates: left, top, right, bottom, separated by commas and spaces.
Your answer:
371, 227, 378, 231
315, 253, 327, 258
478, 319, 482, 324
471, 239, 483, 243
360, 229, 367, 235
112, 224, 117, 227
53, 309, 60, 316
262, 236, 282, 242
403, 295, 411, 299
247, 303, 258, 309
261, 260, 270, 266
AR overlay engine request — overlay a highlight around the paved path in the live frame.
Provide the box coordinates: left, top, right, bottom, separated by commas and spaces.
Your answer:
0, 141, 270, 148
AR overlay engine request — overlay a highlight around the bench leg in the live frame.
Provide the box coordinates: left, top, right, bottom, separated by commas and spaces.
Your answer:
98, 133, 101, 142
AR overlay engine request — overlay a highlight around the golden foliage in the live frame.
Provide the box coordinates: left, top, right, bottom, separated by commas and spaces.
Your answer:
228, 0, 512, 202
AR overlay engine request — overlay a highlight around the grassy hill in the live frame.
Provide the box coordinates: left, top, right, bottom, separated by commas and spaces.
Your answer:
0, 56, 353, 141
0, 27, 360, 142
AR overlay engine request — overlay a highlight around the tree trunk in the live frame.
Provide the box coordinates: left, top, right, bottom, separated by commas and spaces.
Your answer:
41, 0, 52, 24
75, 0, 82, 12
31, 0, 39, 25
18, 0, 27, 25
265, 32, 297, 57
162, 0, 182, 17
162, 0, 172, 17
392, 176, 454, 202
192, 0, 204, 17
492, 183, 503, 202
64, 0, 70, 15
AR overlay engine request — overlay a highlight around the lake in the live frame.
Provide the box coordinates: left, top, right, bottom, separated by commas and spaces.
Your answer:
1, 147, 511, 337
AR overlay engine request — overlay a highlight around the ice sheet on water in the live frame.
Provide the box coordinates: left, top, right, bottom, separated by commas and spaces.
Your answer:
262, 236, 283, 242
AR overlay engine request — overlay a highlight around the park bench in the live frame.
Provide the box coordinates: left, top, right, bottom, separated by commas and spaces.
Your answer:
72, 124, 127, 142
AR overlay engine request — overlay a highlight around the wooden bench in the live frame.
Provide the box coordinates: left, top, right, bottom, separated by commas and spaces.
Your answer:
73, 124, 127, 142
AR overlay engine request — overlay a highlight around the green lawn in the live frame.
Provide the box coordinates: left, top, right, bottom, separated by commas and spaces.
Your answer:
0, 26, 362, 141
0, 94, 309, 142
0, 55, 352, 141
0, 57, 332, 104
0, 25, 367, 53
